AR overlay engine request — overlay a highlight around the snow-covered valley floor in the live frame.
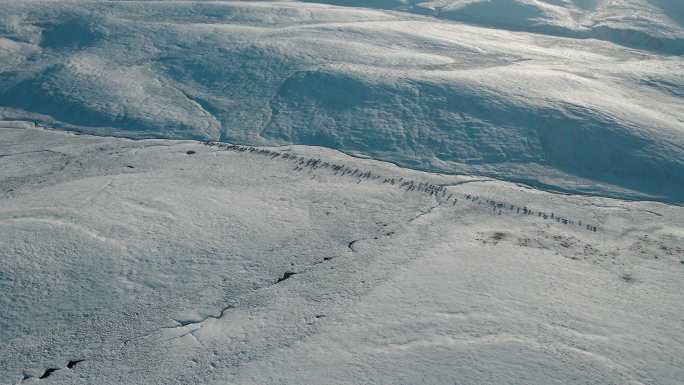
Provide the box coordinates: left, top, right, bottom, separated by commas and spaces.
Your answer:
1, 124, 683, 385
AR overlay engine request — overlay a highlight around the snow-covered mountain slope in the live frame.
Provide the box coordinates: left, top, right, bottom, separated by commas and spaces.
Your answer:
0, 1, 683, 203
304, 0, 684, 54
1, 125, 683, 385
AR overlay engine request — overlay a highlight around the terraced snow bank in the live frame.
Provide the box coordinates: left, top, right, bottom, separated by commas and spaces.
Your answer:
1, 125, 684, 385
1, 1, 683, 202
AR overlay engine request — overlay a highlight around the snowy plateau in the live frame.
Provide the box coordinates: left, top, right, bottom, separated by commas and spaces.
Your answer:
1, 1, 684, 385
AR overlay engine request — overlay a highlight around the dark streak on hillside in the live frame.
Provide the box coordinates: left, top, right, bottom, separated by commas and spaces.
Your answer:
202, 141, 600, 232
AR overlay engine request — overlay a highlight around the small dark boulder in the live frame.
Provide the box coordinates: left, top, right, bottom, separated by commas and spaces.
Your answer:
67, 360, 85, 369
276, 271, 296, 283
39, 368, 60, 379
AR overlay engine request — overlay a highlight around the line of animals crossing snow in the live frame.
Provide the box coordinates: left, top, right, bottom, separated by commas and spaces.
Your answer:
202, 142, 600, 232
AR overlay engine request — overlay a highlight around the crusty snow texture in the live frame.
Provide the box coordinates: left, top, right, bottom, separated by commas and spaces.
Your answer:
1, 125, 683, 385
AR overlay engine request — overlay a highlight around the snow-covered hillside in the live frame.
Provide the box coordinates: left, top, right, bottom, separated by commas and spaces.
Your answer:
305, 0, 684, 54
1, 1, 683, 202
1, 124, 683, 385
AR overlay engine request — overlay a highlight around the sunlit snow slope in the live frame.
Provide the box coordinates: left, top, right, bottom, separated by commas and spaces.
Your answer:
1, 1, 683, 202
1, 124, 683, 385
304, 0, 684, 54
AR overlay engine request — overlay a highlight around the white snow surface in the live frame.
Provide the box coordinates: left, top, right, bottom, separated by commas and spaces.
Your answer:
1, 125, 683, 385
0, 1, 683, 202
305, 0, 684, 54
